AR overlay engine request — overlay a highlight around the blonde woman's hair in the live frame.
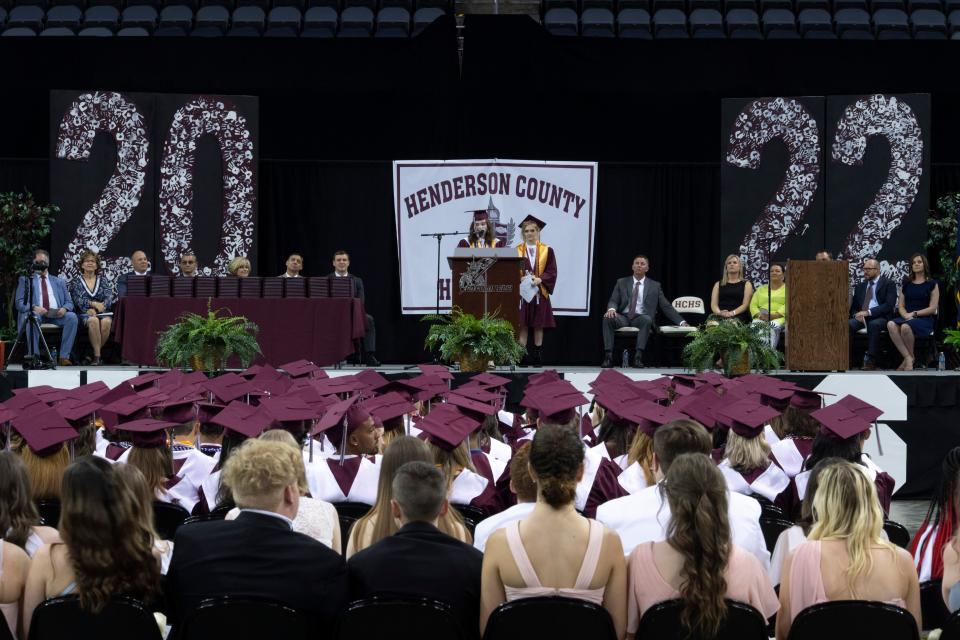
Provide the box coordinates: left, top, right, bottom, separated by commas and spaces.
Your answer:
626, 429, 656, 486
227, 256, 251, 275
222, 439, 300, 511
808, 460, 896, 597
21, 445, 70, 500
720, 254, 744, 286
258, 429, 309, 495
724, 430, 771, 474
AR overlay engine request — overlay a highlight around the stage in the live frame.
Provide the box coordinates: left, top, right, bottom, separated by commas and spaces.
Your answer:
2, 365, 958, 500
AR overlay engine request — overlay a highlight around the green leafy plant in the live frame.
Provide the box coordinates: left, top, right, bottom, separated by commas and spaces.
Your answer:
682, 317, 782, 376
926, 194, 959, 291
0, 192, 59, 337
155, 301, 261, 371
945, 328, 960, 347
423, 307, 525, 369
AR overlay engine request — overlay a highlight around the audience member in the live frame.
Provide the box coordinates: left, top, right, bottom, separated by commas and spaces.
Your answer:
596, 419, 769, 569
166, 439, 347, 629
592, 413, 635, 469
848, 258, 897, 370
717, 404, 789, 503
227, 256, 251, 277
328, 250, 379, 366
119, 421, 205, 512
768, 405, 820, 479
618, 419, 657, 494
178, 251, 198, 277
116, 249, 150, 297
0, 535, 29, 640
775, 461, 920, 639
887, 253, 939, 371
750, 262, 787, 348
280, 253, 302, 277
516, 215, 557, 367
69, 249, 114, 365
627, 453, 778, 637
348, 461, 484, 639
944, 536, 960, 612
14, 249, 78, 365
0, 452, 59, 557
113, 463, 174, 574
911, 447, 960, 583
19, 444, 70, 501
710, 254, 754, 324
474, 443, 537, 553
23, 457, 162, 637
458, 210, 500, 248
602, 254, 686, 369
480, 424, 627, 639
815, 250, 832, 261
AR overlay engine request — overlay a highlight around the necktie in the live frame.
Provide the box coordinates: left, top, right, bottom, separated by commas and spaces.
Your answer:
40, 275, 50, 310
628, 281, 640, 320
861, 281, 874, 312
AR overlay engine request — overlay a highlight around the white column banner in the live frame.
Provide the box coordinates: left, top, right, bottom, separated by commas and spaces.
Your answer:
393, 159, 598, 316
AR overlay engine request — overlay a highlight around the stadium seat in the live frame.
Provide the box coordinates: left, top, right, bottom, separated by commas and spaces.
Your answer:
692, 25, 726, 34
380, 0, 412, 11
908, 0, 941, 8
87, 0, 122, 8
617, 0, 649, 10
759, 0, 791, 10
617, 7, 651, 35
268, 5, 300, 27
302, 5, 336, 34
725, 7, 760, 32
911, 7, 946, 30
804, 26, 837, 34
725, 0, 757, 10
543, 7, 578, 34
789, 601, 919, 640
729, 25, 763, 34
761, 7, 794, 32
883, 520, 911, 548
236, 0, 270, 9
485, 596, 618, 640
652, 0, 685, 11
637, 599, 768, 639
581, 7, 615, 35
0, 8, 5, 25
29, 595, 161, 640
689, 7, 723, 32
798, 7, 831, 31
656, 25, 689, 35
189, 24, 222, 33
77, 25, 114, 33
375, 6, 409, 35
834, 7, 872, 33
159, 5, 193, 28
913, 24, 946, 31
7, 6, 44, 29
689, 0, 722, 11
45, 5, 82, 28
12, 0, 47, 8
840, 25, 875, 34
1, 26, 36, 34
337, 598, 466, 640
766, 25, 800, 34
795, 0, 829, 10
581, 0, 614, 12
154, 24, 187, 33
226, 24, 260, 33
834, 0, 869, 10
921, 580, 951, 631
83, 5, 119, 26
40, 25, 75, 33
178, 598, 309, 640
339, 5, 374, 35
199, 0, 235, 10
652, 7, 685, 32
117, 25, 149, 33
195, 5, 228, 29
543, 0, 576, 12
307, 0, 339, 8
411, 6, 442, 33
232, 5, 265, 29
949, 7, 960, 29
121, 5, 158, 29
873, 7, 910, 33
871, 0, 905, 10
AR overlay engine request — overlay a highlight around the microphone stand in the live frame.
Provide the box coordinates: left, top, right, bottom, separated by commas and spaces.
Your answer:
420, 230, 468, 363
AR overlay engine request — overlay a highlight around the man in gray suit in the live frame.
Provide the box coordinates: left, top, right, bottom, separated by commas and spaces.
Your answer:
602, 255, 686, 368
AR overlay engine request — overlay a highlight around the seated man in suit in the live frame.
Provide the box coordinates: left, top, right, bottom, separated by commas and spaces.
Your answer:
116, 249, 151, 297
165, 439, 347, 630
179, 251, 198, 277
601, 255, 686, 368
347, 461, 483, 640
329, 249, 379, 366
848, 258, 897, 370
14, 249, 78, 365
280, 252, 303, 278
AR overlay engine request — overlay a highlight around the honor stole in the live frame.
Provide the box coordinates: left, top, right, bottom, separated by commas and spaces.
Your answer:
517, 242, 551, 299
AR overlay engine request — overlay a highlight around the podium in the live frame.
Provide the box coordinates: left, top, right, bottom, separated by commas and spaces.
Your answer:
786, 260, 849, 371
448, 248, 524, 333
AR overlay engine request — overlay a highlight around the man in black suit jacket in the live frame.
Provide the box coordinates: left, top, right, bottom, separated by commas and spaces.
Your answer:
329, 249, 379, 366
848, 258, 898, 370
348, 461, 483, 640
602, 255, 686, 368
115, 250, 151, 297
165, 440, 348, 630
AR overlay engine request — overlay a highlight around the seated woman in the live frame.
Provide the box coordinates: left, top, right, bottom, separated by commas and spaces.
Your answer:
718, 414, 789, 503
888, 253, 939, 371
749, 262, 787, 348
114, 463, 174, 574
628, 454, 778, 637
710, 254, 754, 324
480, 424, 627, 639
617, 420, 656, 494
346, 436, 469, 558
910, 447, 960, 584
0, 536, 29, 640
591, 414, 635, 471
0, 452, 59, 557
23, 457, 162, 637
769, 405, 821, 479
775, 461, 920, 639
227, 256, 251, 278
118, 421, 206, 513
68, 249, 115, 366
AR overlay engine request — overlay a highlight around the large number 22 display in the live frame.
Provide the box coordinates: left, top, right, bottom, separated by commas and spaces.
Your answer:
50, 91, 258, 284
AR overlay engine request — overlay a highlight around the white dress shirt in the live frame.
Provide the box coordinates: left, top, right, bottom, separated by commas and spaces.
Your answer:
473, 502, 536, 553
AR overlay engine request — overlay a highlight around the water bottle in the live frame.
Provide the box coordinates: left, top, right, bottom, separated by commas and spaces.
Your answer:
50, 347, 58, 363
862, 352, 868, 370
939, 352, 946, 372
622, 349, 629, 368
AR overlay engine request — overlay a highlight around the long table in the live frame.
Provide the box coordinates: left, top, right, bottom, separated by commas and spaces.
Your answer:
115, 297, 367, 366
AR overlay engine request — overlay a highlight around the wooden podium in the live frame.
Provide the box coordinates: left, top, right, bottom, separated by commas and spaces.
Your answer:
448, 248, 524, 333
786, 259, 849, 371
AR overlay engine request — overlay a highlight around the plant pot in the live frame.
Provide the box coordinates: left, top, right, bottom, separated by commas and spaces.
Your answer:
458, 352, 488, 372
191, 348, 225, 372
728, 350, 750, 377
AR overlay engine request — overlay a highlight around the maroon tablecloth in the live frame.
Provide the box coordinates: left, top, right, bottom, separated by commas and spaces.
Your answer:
115, 297, 367, 367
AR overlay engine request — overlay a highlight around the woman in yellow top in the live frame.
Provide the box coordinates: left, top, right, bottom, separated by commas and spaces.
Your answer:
750, 263, 787, 348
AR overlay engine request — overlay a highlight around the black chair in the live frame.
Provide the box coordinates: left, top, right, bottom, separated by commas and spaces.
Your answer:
152, 501, 191, 540
759, 516, 794, 553
177, 597, 311, 640
336, 597, 465, 640
453, 504, 485, 524
788, 600, 919, 640
180, 511, 228, 526
920, 579, 950, 630
637, 598, 768, 640
883, 519, 911, 549
484, 596, 617, 640
28, 594, 161, 640
333, 501, 371, 553
35, 499, 61, 527
942, 608, 960, 640
752, 494, 788, 520
0, 615, 11, 640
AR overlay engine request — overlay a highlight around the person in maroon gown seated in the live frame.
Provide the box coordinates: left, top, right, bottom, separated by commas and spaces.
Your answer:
458, 210, 501, 249
515, 215, 557, 367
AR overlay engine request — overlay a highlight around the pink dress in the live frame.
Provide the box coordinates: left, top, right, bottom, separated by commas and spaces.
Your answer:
627, 541, 779, 634
503, 519, 605, 605
785, 540, 906, 628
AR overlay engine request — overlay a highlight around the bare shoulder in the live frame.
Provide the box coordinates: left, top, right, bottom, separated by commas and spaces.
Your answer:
3, 541, 29, 570
485, 528, 508, 556
600, 525, 625, 555
35, 526, 61, 543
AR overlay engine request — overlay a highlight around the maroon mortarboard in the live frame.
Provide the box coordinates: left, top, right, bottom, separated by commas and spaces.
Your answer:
5, 390, 45, 415
56, 397, 102, 428
280, 359, 322, 379
150, 395, 203, 424
671, 393, 721, 431
519, 214, 546, 230
259, 395, 320, 424
0, 407, 14, 424
670, 374, 706, 391
65, 381, 110, 402
593, 384, 637, 423
449, 385, 502, 405
589, 369, 632, 391
126, 371, 165, 390
196, 402, 226, 425
471, 372, 511, 388
12, 408, 78, 456
444, 393, 498, 420
120, 418, 180, 449
210, 401, 273, 439
239, 364, 264, 379
310, 375, 368, 397
404, 374, 449, 402
790, 387, 831, 411
740, 376, 796, 411
418, 364, 454, 382
155, 369, 185, 391
417, 404, 480, 451
251, 363, 284, 382
293, 386, 337, 411
694, 371, 728, 387
628, 380, 671, 403
100, 392, 164, 429
526, 370, 561, 387
835, 395, 883, 424
369, 379, 417, 402
810, 402, 872, 441
362, 392, 415, 427
522, 380, 587, 424
716, 398, 780, 438
355, 369, 390, 392
89, 381, 136, 407
202, 373, 255, 404
247, 375, 293, 398
471, 209, 489, 222
630, 401, 691, 437
311, 395, 360, 436
29, 386, 68, 405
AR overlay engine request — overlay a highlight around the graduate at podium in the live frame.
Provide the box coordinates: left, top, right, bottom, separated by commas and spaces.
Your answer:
457, 210, 502, 248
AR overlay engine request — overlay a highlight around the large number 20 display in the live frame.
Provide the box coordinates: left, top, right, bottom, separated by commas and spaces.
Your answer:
51, 91, 257, 284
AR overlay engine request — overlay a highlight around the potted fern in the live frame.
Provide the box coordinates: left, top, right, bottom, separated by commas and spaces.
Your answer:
155, 301, 261, 372
682, 318, 782, 376
423, 307, 525, 371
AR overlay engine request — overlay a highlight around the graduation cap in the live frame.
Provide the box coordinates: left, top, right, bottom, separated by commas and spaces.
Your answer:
196, 402, 226, 425
444, 393, 498, 421
202, 373, 256, 404
469, 209, 489, 222
404, 374, 449, 402
790, 387, 831, 411
210, 400, 274, 439
693, 371, 728, 387
28, 386, 70, 406
521, 380, 587, 424
526, 370, 562, 388
279, 359, 322, 379
258, 395, 321, 428
239, 364, 265, 379
6, 389, 46, 414
120, 418, 180, 449
589, 369, 632, 391
810, 402, 872, 441
370, 378, 418, 402
126, 371, 165, 390
449, 385, 502, 405
311, 395, 360, 437
417, 364, 454, 382
671, 392, 721, 431
63, 381, 109, 402
150, 395, 204, 424
363, 392, 415, 430
55, 395, 103, 429
310, 375, 369, 398
417, 404, 480, 451
716, 398, 781, 438
12, 407, 79, 456
100, 392, 166, 430
354, 369, 390, 392
835, 395, 883, 424
519, 214, 546, 230
740, 376, 796, 411
88, 381, 136, 408
470, 372, 511, 389
625, 400, 690, 437
592, 383, 638, 423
